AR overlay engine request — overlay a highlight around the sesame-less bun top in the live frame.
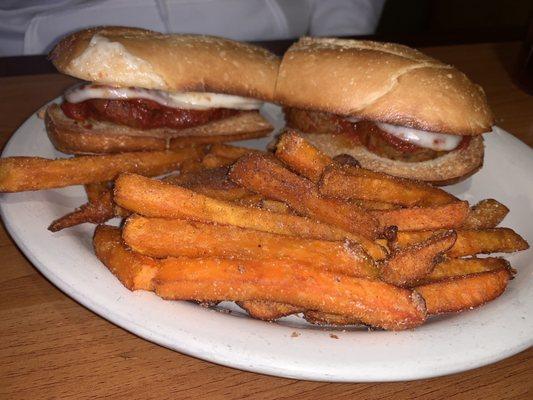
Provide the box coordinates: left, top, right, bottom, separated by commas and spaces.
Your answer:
49, 26, 280, 101
275, 37, 493, 135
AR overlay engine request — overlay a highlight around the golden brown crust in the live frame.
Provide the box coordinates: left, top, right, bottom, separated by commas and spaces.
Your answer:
49, 26, 280, 101
45, 104, 271, 154
300, 130, 484, 185
275, 37, 493, 134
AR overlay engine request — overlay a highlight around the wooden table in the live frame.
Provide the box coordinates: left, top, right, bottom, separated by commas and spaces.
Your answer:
1, 42, 532, 400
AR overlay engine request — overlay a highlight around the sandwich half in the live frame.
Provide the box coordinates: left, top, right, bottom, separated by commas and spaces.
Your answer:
275, 37, 494, 185
46, 27, 279, 154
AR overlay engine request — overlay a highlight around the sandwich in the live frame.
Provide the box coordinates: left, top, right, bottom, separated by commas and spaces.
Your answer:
46, 27, 278, 154
274, 37, 494, 185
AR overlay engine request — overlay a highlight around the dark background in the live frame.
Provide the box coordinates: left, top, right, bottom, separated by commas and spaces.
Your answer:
376, 0, 533, 45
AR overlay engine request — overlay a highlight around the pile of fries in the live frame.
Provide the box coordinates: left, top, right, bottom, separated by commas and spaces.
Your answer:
0, 131, 529, 331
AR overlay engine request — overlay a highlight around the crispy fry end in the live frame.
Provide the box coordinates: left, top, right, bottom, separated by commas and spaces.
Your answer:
93, 225, 159, 291
380, 231, 457, 287
415, 268, 513, 315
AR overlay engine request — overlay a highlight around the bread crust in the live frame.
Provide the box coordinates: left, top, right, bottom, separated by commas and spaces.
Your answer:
275, 37, 493, 135
46, 104, 271, 154
295, 129, 484, 185
49, 26, 280, 101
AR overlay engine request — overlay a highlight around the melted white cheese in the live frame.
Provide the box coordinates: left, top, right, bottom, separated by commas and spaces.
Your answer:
375, 122, 464, 151
64, 84, 263, 110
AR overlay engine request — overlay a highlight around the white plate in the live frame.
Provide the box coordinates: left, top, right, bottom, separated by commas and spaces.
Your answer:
1, 103, 532, 382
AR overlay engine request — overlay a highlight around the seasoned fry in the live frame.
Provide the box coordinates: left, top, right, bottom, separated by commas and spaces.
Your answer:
49, 182, 131, 231
85, 181, 110, 203
163, 166, 254, 201
239, 302, 363, 326
463, 199, 509, 229
201, 153, 237, 169
49, 183, 115, 232
85, 182, 132, 218
49, 202, 114, 232
200, 144, 258, 169
393, 228, 529, 257
415, 268, 513, 315
422, 257, 512, 284
154, 257, 427, 330
275, 130, 332, 182
319, 164, 457, 207
238, 301, 303, 321
114, 174, 387, 259
304, 311, 361, 326
229, 153, 379, 239
123, 215, 379, 278
93, 225, 159, 291
371, 201, 470, 232
260, 199, 292, 214
209, 143, 258, 160
178, 157, 205, 175
0, 146, 206, 192
164, 166, 233, 189
380, 231, 456, 287
274, 133, 396, 211
232, 194, 265, 207
352, 199, 399, 211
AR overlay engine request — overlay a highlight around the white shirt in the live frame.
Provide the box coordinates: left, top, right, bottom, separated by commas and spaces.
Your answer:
0, 0, 385, 56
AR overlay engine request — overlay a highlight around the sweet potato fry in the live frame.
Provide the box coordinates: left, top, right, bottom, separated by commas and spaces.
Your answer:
393, 228, 529, 257
163, 166, 233, 189
200, 144, 258, 169
201, 153, 237, 169
240, 305, 364, 326
93, 225, 159, 291
232, 194, 265, 207
49, 202, 113, 232
352, 199, 399, 211
48, 181, 131, 231
0, 146, 206, 192
274, 132, 394, 215
123, 215, 379, 278
380, 231, 457, 287
238, 301, 303, 321
163, 166, 254, 201
49, 183, 115, 232
415, 268, 513, 315
240, 300, 362, 325
463, 199, 509, 229
208, 143, 258, 160
229, 153, 378, 239
319, 164, 457, 207
154, 257, 427, 330
371, 201, 470, 232
114, 174, 387, 260
178, 157, 205, 175
274, 130, 332, 183
259, 199, 292, 214
421, 257, 512, 284
303, 311, 361, 326
85, 181, 110, 203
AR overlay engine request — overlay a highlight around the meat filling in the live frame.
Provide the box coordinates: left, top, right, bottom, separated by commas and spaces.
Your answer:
61, 98, 241, 130
284, 108, 469, 162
